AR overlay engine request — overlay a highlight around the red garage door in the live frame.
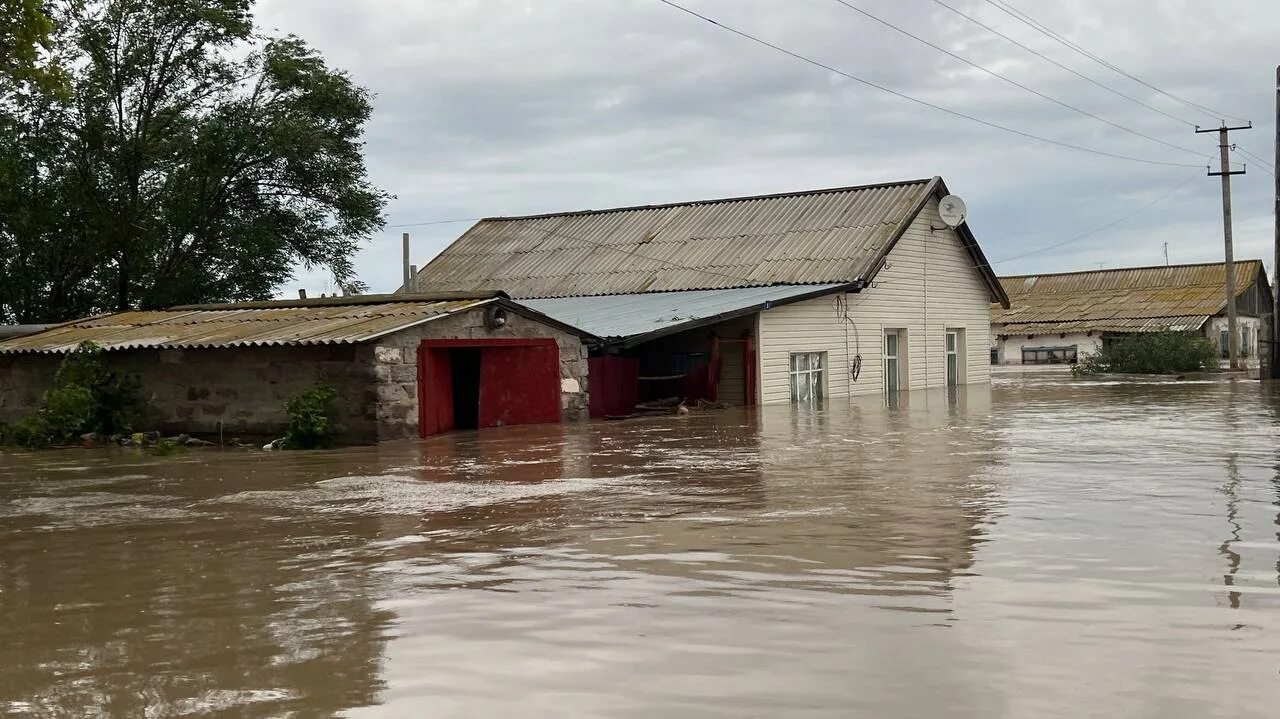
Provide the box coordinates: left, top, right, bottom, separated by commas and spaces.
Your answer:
417, 339, 561, 437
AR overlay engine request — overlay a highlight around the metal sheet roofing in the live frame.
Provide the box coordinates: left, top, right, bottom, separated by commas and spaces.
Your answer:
521, 284, 849, 342
992, 261, 1264, 331
414, 180, 934, 298
0, 295, 500, 354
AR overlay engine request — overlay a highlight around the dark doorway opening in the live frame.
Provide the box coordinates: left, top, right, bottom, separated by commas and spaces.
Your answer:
449, 348, 481, 430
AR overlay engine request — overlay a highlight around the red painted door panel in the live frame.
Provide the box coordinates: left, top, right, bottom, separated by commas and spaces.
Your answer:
588, 356, 639, 418
418, 347, 454, 436
478, 344, 560, 429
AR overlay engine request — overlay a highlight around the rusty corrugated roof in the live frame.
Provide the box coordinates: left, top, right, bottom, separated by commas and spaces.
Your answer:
992, 261, 1264, 331
996, 316, 1210, 335
0, 295, 497, 354
414, 180, 936, 298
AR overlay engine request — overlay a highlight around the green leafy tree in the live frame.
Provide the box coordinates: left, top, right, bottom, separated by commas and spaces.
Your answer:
0, 0, 389, 323
0, 0, 61, 93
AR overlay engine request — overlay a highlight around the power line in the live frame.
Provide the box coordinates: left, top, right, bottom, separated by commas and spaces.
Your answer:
652, 0, 1201, 168
992, 170, 1201, 264
389, 218, 480, 228
829, 0, 1207, 158
1233, 145, 1275, 177
982, 0, 1250, 125
928, 0, 1198, 128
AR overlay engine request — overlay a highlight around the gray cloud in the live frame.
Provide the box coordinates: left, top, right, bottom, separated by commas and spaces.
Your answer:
256, 0, 1280, 296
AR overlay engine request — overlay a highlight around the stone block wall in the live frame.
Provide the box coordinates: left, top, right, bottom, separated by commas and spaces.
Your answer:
0, 354, 61, 426
0, 346, 376, 442
369, 305, 590, 440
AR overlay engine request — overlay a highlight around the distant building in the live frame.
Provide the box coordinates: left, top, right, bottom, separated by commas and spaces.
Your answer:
414, 176, 1008, 416
990, 261, 1274, 367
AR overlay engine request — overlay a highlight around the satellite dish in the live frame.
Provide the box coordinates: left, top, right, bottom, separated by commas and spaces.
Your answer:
938, 195, 968, 229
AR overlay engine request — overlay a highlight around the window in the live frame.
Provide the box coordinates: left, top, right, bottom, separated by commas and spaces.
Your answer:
789, 352, 826, 405
946, 329, 965, 386
1020, 346, 1077, 365
884, 331, 900, 398
1220, 329, 1230, 358
990, 347, 999, 365
1241, 327, 1252, 357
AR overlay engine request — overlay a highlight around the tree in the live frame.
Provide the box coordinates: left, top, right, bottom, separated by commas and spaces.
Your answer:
0, 0, 59, 92
0, 0, 389, 323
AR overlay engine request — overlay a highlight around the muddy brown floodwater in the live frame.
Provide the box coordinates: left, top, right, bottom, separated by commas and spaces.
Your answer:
2, 370, 1279, 717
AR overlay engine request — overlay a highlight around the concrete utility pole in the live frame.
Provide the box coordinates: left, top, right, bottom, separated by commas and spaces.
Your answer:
1272, 66, 1280, 379
1197, 121, 1251, 371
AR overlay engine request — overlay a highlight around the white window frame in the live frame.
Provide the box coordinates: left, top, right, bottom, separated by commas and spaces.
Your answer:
945, 330, 959, 386
789, 352, 826, 406
884, 330, 901, 399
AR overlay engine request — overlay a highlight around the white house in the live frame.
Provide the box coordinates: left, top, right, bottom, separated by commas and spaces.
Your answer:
413, 177, 1009, 415
991, 261, 1274, 367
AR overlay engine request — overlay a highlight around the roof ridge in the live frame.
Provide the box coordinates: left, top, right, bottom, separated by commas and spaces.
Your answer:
478, 178, 935, 222
168, 291, 507, 311
1000, 258, 1263, 280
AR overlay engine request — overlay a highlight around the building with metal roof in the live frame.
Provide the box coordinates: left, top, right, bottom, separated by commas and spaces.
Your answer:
990, 260, 1273, 366
0, 293, 595, 443
413, 177, 1006, 413
414, 177, 1007, 303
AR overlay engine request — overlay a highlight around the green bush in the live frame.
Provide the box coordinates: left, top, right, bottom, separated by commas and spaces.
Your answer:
54, 341, 140, 434
281, 385, 340, 450
1072, 331, 1218, 376
0, 342, 139, 448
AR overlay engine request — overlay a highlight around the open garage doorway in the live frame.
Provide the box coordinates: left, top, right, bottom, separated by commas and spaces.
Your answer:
417, 339, 561, 437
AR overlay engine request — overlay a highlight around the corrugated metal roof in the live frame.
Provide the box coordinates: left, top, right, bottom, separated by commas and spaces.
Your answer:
992, 261, 1263, 329
0, 296, 497, 354
415, 180, 934, 298
996, 316, 1210, 335
521, 284, 849, 342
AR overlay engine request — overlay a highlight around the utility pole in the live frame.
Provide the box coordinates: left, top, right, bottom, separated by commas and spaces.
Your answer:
1163, 242, 1169, 266
1272, 66, 1280, 379
1197, 121, 1251, 371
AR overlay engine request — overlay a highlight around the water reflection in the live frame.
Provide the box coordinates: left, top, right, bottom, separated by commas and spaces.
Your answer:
1, 372, 1279, 717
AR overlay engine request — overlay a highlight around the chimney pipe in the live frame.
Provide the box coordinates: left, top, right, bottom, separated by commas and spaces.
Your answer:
402, 232, 411, 294
409, 265, 418, 294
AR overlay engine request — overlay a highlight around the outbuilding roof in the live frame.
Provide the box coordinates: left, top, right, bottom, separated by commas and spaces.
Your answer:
993, 260, 1267, 333
522, 283, 851, 345
413, 177, 1007, 305
0, 292, 596, 355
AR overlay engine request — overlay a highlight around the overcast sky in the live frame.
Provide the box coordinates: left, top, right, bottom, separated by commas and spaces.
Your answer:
255, 0, 1280, 297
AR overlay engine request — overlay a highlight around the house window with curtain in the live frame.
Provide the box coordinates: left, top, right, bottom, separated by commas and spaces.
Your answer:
789, 352, 826, 406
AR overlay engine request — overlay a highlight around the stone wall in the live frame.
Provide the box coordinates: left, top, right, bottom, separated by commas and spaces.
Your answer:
0, 303, 590, 443
368, 305, 589, 440
0, 345, 377, 442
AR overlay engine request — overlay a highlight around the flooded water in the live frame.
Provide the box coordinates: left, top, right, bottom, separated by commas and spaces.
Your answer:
2, 370, 1278, 718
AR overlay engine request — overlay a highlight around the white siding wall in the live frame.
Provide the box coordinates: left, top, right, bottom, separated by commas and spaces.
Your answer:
992, 317, 1264, 366
1205, 316, 1264, 367
993, 332, 1102, 365
757, 197, 995, 404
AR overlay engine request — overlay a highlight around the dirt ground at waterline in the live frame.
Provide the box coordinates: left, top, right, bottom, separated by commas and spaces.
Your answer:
2, 371, 1278, 718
